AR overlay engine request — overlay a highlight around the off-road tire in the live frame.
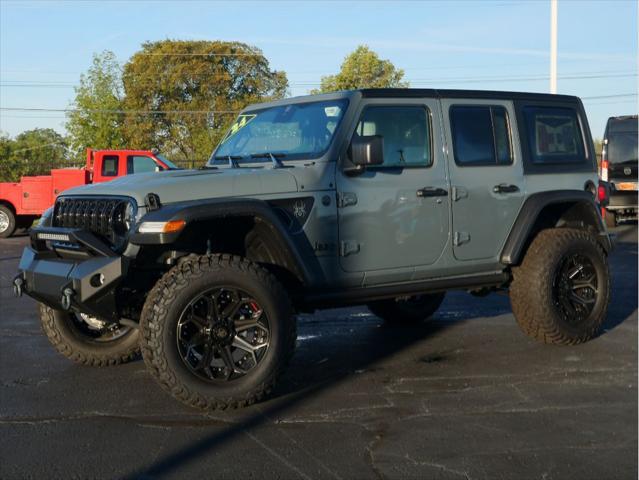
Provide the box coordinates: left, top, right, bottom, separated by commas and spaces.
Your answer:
368, 293, 446, 324
510, 228, 610, 345
39, 303, 140, 366
604, 210, 617, 228
0, 205, 16, 238
140, 254, 296, 410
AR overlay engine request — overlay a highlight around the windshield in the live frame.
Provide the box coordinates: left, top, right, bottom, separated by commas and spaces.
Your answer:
210, 99, 349, 165
155, 153, 180, 169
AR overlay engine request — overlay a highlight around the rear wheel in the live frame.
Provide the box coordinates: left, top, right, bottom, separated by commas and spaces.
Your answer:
510, 228, 610, 345
0, 205, 16, 238
368, 293, 445, 324
39, 304, 140, 366
140, 254, 296, 410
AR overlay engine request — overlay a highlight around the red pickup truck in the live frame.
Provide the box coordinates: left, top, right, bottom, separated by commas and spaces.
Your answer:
0, 148, 177, 238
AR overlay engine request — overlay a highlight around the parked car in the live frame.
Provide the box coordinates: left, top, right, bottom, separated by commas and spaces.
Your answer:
15, 89, 612, 411
0, 148, 178, 238
600, 115, 638, 227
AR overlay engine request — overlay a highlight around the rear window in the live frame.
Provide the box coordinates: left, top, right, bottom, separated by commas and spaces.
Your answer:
101, 155, 119, 176
606, 118, 637, 164
523, 106, 586, 165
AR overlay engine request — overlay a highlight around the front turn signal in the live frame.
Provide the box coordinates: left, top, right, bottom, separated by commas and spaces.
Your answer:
138, 219, 186, 234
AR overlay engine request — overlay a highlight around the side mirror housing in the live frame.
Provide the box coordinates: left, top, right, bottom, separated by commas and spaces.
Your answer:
349, 135, 384, 171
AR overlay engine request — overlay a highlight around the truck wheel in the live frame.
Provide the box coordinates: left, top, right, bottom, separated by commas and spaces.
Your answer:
510, 228, 610, 345
140, 254, 296, 410
0, 205, 16, 238
368, 293, 445, 324
39, 303, 140, 366
604, 210, 617, 228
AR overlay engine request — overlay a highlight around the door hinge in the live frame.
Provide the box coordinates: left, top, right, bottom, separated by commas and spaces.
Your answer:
454, 231, 471, 246
340, 240, 360, 257
337, 192, 358, 208
452, 186, 468, 202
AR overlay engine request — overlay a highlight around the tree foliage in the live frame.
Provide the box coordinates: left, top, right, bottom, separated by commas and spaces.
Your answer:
312, 45, 408, 94
122, 40, 288, 163
0, 129, 68, 182
66, 50, 126, 160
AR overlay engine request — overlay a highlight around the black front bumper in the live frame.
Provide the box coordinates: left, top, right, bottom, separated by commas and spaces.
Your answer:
15, 227, 126, 322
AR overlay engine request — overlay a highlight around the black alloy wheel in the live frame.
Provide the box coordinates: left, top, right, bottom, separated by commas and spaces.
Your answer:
176, 287, 270, 382
552, 253, 599, 325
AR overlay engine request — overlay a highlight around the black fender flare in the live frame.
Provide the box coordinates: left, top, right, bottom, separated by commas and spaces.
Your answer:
500, 190, 612, 265
129, 198, 318, 286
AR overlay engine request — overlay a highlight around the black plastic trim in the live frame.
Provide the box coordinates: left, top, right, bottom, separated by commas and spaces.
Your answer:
500, 190, 611, 265
303, 271, 509, 308
130, 198, 318, 286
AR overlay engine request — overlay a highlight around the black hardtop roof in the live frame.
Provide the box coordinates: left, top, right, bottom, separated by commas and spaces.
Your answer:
607, 114, 638, 121
358, 88, 579, 102
243, 88, 582, 112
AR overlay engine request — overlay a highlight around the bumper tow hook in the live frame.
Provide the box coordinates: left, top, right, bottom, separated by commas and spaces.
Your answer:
13, 277, 24, 298
61, 287, 75, 311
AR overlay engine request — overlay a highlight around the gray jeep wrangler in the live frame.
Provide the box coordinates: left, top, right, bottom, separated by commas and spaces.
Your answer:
15, 89, 613, 410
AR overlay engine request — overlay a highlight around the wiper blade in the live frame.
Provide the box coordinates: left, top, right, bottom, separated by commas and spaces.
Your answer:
250, 152, 286, 169
213, 155, 243, 168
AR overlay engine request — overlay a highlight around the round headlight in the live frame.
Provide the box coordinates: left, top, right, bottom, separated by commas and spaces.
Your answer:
113, 201, 135, 235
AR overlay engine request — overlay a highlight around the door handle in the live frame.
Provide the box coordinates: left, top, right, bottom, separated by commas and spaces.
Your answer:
417, 187, 448, 198
493, 183, 520, 194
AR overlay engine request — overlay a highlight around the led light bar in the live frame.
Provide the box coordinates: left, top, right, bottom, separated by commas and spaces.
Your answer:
37, 233, 70, 242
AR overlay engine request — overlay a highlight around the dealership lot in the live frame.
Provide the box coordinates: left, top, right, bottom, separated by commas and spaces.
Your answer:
0, 226, 636, 480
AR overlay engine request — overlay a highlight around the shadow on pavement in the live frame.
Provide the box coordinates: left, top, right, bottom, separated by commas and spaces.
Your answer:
123, 311, 471, 479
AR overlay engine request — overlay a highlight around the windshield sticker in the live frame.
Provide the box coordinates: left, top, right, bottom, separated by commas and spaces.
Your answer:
221, 114, 257, 143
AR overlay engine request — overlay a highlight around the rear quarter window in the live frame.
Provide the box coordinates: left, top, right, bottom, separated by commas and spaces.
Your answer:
522, 106, 586, 165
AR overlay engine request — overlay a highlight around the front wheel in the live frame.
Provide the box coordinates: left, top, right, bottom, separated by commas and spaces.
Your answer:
510, 228, 610, 345
368, 293, 445, 324
140, 254, 296, 410
39, 304, 140, 366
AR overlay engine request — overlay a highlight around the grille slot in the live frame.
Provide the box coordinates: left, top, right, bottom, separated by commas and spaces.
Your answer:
53, 197, 132, 248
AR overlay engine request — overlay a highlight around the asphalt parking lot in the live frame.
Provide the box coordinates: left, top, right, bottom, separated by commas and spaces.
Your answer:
0, 225, 636, 480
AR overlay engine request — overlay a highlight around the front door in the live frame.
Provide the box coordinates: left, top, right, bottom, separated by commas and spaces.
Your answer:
441, 99, 525, 262
336, 99, 450, 280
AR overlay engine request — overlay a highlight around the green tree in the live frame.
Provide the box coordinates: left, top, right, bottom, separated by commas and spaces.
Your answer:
0, 129, 68, 182
66, 50, 126, 159
122, 40, 288, 165
312, 45, 409, 94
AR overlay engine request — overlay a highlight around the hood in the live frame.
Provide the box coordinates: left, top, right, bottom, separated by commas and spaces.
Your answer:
63, 167, 299, 205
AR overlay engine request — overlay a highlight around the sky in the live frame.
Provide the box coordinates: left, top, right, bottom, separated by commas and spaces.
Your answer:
0, 0, 637, 141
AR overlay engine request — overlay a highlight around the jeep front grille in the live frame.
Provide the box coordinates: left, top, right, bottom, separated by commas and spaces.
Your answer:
53, 197, 134, 248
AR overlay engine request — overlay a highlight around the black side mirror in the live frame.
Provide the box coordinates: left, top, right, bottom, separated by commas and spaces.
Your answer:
350, 135, 384, 168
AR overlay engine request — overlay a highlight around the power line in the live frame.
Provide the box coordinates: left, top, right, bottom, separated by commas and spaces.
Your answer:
0, 107, 239, 115
1, 72, 636, 89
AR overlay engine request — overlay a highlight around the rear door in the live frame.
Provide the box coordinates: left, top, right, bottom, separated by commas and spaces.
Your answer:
606, 117, 638, 185
336, 98, 450, 281
441, 99, 525, 262
92, 153, 120, 183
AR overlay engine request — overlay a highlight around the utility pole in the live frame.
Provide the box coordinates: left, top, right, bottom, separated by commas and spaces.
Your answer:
550, 0, 558, 93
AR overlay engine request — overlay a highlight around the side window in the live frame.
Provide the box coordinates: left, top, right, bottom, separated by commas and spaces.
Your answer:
101, 155, 119, 177
450, 105, 513, 166
127, 155, 159, 174
522, 106, 585, 164
353, 106, 432, 168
